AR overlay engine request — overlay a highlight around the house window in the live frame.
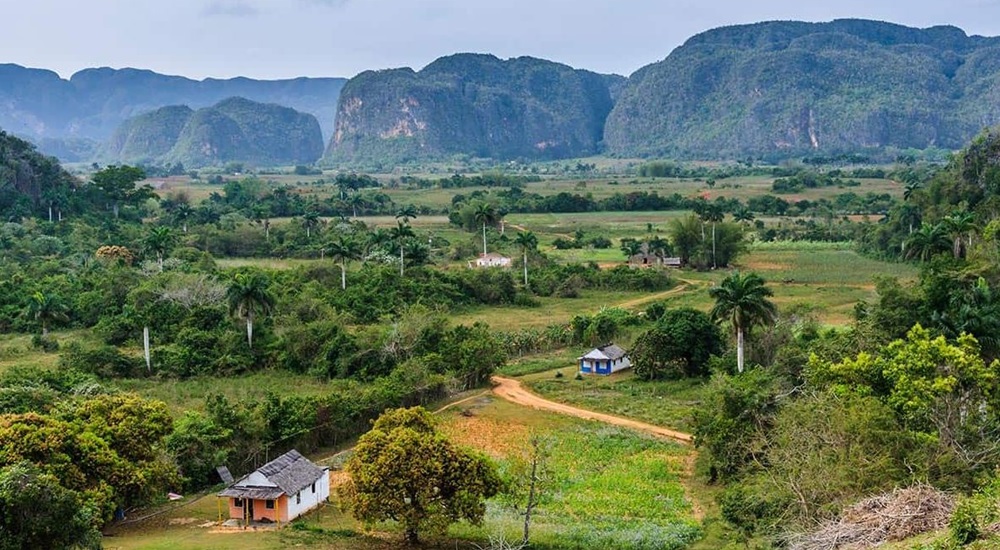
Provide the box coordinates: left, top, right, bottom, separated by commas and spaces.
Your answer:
233, 498, 244, 507
311, 482, 316, 494
296, 492, 301, 505
265, 499, 275, 510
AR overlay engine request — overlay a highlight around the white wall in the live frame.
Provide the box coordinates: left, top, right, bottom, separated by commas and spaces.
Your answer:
286, 468, 331, 521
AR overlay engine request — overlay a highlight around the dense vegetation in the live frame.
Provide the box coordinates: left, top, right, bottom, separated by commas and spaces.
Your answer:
102, 98, 324, 168
325, 54, 620, 165
0, 63, 344, 159
606, 19, 1000, 160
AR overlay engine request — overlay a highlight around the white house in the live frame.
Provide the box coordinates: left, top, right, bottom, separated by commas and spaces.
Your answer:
579, 343, 631, 375
469, 252, 512, 268
219, 449, 330, 525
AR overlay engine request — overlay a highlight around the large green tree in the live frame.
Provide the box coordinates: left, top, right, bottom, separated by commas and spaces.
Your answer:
341, 407, 502, 544
90, 165, 151, 219
631, 307, 723, 379
25, 291, 69, 337
709, 271, 777, 373
226, 271, 276, 348
0, 462, 101, 550
143, 226, 176, 272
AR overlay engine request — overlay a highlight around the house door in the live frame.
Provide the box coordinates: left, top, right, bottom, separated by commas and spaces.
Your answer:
247, 500, 255, 522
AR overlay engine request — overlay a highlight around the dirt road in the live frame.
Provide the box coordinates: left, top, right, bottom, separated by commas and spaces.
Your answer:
490, 376, 693, 444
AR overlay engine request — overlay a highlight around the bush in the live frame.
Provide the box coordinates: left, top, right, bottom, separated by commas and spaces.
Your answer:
59, 343, 141, 379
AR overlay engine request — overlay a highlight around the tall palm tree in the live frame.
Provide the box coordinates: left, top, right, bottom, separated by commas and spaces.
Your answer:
26, 291, 69, 337
143, 226, 176, 272
702, 204, 725, 269
301, 211, 321, 239
348, 194, 367, 218
473, 202, 497, 256
904, 223, 951, 262
709, 271, 777, 373
940, 211, 977, 259
395, 205, 418, 224
733, 207, 755, 227
514, 231, 538, 286
389, 221, 415, 277
172, 203, 193, 233
903, 180, 922, 202
226, 272, 276, 349
326, 236, 360, 290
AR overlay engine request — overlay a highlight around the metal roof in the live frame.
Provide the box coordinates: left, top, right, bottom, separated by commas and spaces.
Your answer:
218, 449, 326, 500
580, 343, 628, 361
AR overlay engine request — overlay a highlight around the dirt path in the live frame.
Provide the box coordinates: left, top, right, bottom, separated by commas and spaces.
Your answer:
615, 277, 705, 310
491, 376, 693, 444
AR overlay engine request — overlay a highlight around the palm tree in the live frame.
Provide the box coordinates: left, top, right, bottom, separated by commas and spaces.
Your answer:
473, 202, 497, 256
701, 204, 725, 269
733, 207, 755, 227
647, 236, 671, 266
709, 271, 777, 373
301, 211, 321, 239
395, 205, 418, 224
326, 236, 360, 290
172, 203, 193, 233
348, 194, 367, 219
904, 223, 951, 261
143, 226, 176, 272
903, 180, 922, 202
514, 231, 538, 286
940, 211, 977, 259
620, 238, 643, 261
26, 291, 69, 337
390, 221, 415, 277
226, 272, 276, 348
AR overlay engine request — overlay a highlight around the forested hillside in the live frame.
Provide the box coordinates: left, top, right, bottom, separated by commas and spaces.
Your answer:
325, 54, 620, 164
605, 19, 1000, 159
102, 98, 324, 168
0, 64, 345, 157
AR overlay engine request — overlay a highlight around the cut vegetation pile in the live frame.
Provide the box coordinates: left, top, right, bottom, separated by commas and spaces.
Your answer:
789, 485, 955, 550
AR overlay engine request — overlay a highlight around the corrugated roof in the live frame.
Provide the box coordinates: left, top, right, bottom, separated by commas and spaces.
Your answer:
580, 343, 628, 361
218, 449, 325, 500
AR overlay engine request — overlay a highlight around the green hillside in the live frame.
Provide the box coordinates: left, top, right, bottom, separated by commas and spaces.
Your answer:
325, 54, 619, 164
604, 19, 1000, 159
103, 98, 324, 168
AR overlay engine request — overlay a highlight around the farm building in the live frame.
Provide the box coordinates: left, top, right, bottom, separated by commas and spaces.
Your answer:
219, 449, 329, 525
469, 252, 512, 268
579, 344, 631, 375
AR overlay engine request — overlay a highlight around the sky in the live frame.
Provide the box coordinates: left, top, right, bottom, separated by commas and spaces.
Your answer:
4, 0, 1000, 81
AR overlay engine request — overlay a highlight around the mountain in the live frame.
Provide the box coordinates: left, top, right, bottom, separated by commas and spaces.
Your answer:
0, 130, 76, 217
103, 98, 324, 168
604, 19, 1000, 159
324, 54, 620, 164
0, 64, 345, 155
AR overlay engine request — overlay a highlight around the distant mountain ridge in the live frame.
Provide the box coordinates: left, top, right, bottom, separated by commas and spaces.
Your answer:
0, 64, 345, 156
604, 19, 1000, 159
101, 98, 324, 168
325, 54, 623, 164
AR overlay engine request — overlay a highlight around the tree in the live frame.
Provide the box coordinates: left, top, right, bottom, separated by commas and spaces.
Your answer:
904, 223, 951, 261
90, 165, 151, 219
619, 238, 643, 261
390, 221, 414, 277
514, 231, 538, 286
630, 308, 723, 379
0, 462, 101, 550
940, 211, 977, 259
701, 204, 726, 268
709, 271, 777, 373
301, 210, 321, 239
395, 205, 418, 224
341, 407, 502, 544
226, 271, 275, 348
326, 236, 360, 290
473, 202, 497, 256
143, 226, 176, 272
26, 291, 69, 337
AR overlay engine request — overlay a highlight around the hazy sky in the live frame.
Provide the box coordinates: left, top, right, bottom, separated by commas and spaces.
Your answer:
5, 0, 1000, 80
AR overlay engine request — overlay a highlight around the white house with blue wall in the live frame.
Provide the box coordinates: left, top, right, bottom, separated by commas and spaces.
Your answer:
579, 344, 631, 375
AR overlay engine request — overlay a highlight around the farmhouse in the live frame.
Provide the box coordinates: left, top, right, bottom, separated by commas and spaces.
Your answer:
579, 343, 631, 375
219, 449, 329, 525
469, 252, 512, 268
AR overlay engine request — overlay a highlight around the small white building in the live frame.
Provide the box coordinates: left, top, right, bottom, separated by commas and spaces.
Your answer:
219, 449, 330, 525
579, 343, 631, 375
469, 252, 512, 268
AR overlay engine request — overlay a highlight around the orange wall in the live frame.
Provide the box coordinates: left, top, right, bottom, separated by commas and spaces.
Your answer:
226, 497, 290, 523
